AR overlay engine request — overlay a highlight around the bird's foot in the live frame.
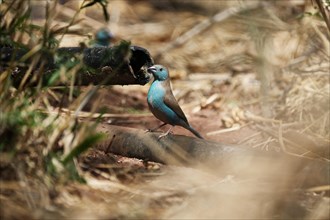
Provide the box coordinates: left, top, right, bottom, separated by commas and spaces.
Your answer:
157, 133, 169, 140
144, 129, 152, 133
145, 123, 167, 133
157, 127, 173, 140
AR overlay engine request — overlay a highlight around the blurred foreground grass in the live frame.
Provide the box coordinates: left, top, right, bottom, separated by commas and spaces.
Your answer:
0, 0, 106, 196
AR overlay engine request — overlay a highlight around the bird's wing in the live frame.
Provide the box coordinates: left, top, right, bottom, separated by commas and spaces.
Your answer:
163, 81, 189, 124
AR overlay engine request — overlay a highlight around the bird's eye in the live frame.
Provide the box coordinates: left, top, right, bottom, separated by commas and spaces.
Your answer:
160, 68, 163, 71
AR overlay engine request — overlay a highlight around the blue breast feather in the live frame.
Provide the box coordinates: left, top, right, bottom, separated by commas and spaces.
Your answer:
147, 81, 179, 125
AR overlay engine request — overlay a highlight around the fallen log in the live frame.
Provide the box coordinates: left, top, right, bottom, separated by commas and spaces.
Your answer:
0, 42, 153, 87
95, 124, 329, 186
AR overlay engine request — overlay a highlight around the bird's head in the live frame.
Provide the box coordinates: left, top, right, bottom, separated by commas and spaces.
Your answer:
95, 29, 114, 46
147, 65, 169, 81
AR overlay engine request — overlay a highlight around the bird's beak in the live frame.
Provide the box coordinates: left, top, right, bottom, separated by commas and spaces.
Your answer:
147, 66, 157, 75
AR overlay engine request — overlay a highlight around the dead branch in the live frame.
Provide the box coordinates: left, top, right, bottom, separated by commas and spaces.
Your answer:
154, 3, 262, 59
94, 124, 329, 185
95, 124, 250, 166
1, 45, 153, 87
57, 4, 105, 30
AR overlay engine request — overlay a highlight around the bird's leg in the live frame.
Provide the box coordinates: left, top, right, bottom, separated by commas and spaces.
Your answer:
145, 123, 167, 132
158, 126, 174, 140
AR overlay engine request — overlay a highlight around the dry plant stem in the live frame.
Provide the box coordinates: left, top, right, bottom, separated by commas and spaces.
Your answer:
262, 137, 275, 151
300, 111, 329, 133
105, 134, 116, 154
56, 2, 83, 43
155, 3, 262, 58
307, 185, 330, 192
56, 4, 104, 30
251, 137, 271, 149
74, 86, 98, 116
237, 131, 262, 144
80, 167, 152, 197
17, 175, 33, 209
45, 108, 152, 118
206, 125, 241, 136
245, 111, 281, 123
278, 121, 289, 154
314, 0, 330, 31
256, 124, 327, 160
254, 34, 273, 118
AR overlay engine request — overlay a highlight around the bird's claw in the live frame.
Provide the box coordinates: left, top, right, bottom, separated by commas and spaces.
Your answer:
144, 129, 152, 133
157, 130, 173, 140
157, 133, 168, 140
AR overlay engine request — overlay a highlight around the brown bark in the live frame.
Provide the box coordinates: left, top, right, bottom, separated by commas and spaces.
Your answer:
1, 45, 154, 87
94, 124, 329, 186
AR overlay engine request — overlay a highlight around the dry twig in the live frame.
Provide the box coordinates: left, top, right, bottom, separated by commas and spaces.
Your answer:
154, 3, 262, 58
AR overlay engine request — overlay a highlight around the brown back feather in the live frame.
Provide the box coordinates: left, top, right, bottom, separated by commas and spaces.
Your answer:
162, 80, 189, 125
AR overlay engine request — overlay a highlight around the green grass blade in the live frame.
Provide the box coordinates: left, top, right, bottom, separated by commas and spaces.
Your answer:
62, 132, 105, 165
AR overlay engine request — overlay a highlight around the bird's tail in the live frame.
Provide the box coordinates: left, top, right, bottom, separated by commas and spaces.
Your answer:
187, 125, 204, 139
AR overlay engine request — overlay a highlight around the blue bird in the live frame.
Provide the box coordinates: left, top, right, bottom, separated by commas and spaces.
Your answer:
92, 28, 114, 47
147, 65, 203, 139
